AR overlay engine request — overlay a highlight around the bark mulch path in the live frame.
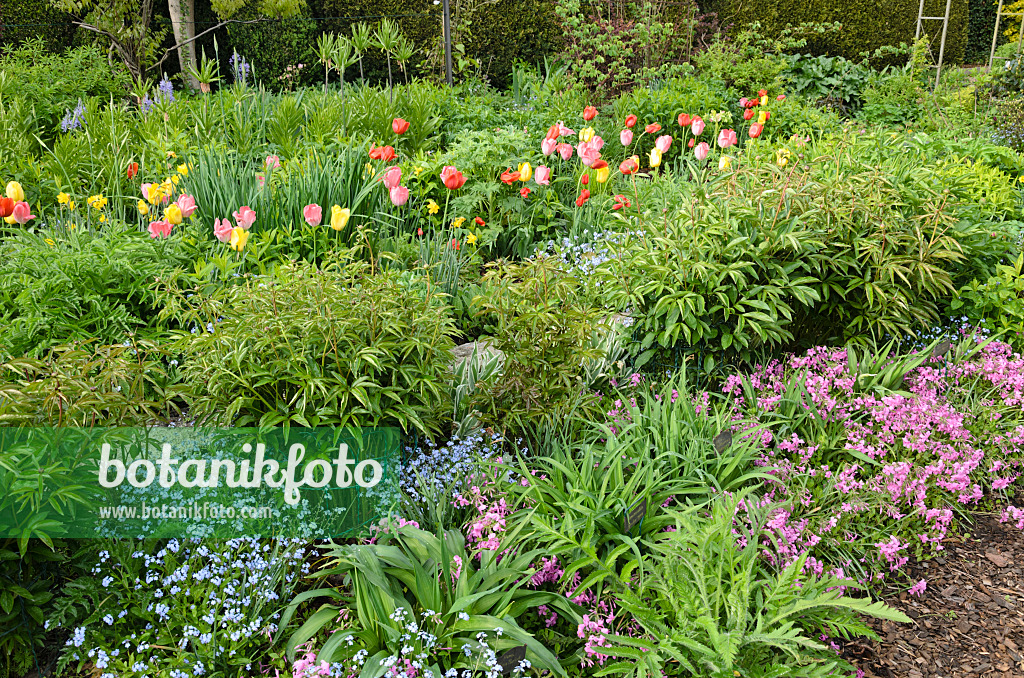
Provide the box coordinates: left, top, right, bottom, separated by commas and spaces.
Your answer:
845, 512, 1024, 678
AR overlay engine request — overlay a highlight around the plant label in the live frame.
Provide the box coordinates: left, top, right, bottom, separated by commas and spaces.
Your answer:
713, 430, 732, 453
497, 644, 528, 675
933, 340, 951, 358
624, 497, 647, 534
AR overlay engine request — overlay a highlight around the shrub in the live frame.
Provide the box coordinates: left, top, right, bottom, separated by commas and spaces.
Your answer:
0, 0, 77, 52
781, 53, 872, 114
952, 252, 1024, 351
162, 255, 456, 434
992, 96, 1024, 151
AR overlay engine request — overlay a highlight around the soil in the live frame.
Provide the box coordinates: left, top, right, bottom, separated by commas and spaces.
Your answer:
846, 512, 1024, 678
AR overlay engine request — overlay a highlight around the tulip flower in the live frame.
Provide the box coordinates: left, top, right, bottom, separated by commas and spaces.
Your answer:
214, 218, 233, 242
176, 194, 197, 218
758, 110, 768, 124
534, 165, 551, 185
577, 141, 601, 167
233, 206, 256, 230
441, 166, 466, 190
303, 204, 322, 226
777, 94, 786, 101
545, 124, 560, 140
649, 147, 662, 168
417, 227, 423, 237
758, 89, 767, 97
229, 227, 249, 251
500, 168, 521, 185
593, 160, 610, 183
678, 113, 692, 127
369, 145, 384, 160
688, 138, 695, 148
575, 189, 590, 206
389, 186, 409, 206
0, 197, 13, 218
691, 117, 705, 136
141, 183, 153, 201
518, 162, 532, 182
743, 109, 755, 121
655, 135, 672, 153
644, 123, 661, 134
164, 204, 183, 225
579, 127, 595, 143
694, 142, 710, 161
475, 216, 485, 226
137, 200, 149, 216
620, 157, 639, 175
520, 186, 531, 198
557, 143, 573, 161
581, 174, 589, 185
776, 148, 791, 168
392, 117, 410, 135
719, 156, 732, 170
625, 114, 637, 128
717, 129, 738, 148
266, 155, 281, 170
739, 98, 749, 107
557, 121, 575, 136
148, 220, 173, 239
6, 181, 25, 202
542, 138, 557, 156
369, 145, 397, 161
748, 123, 763, 139
760, 95, 768, 106
620, 129, 633, 146
7, 201, 35, 225
126, 162, 139, 179
583, 106, 598, 121
383, 166, 402, 190
612, 194, 631, 210
330, 205, 351, 231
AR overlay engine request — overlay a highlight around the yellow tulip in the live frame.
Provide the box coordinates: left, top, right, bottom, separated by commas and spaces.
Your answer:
579, 127, 595, 143
757, 110, 767, 125
6, 181, 25, 202
165, 204, 183, 225
57, 192, 70, 204
760, 95, 768, 106
330, 205, 350, 231
229, 227, 249, 251
138, 200, 149, 215
776, 149, 791, 168
594, 166, 610, 183
518, 162, 532, 182
649, 148, 662, 168
719, 156, 732, 171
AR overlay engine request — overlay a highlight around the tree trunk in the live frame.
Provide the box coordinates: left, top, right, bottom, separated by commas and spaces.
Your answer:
168, 0, 199, 89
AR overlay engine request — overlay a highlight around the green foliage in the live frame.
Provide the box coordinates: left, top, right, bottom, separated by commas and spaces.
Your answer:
0, 538, 64, 676
227, 4, 319, 91
0, 0, 76, 51
162, 255, 456, 434
859, 68, 925, 126
0, 225, 186, 358
470, 256, 604, 435
992, 55, 1024, 97
991, 96, 1024, 151
596, 490, 911, 678
693, 25, 790, 94
965, 0, 1000, 64
612, 77, 730, 129
701, 0, 969, 67
781, 53, 871, 113
952, 252, 1024, 351
280, 523, 573, 674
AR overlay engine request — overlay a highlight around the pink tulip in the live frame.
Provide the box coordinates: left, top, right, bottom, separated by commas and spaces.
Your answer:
739, 97, 749, 107
620, 129, 633, 146
303, 204, 322, 227
541, 138, 557, 156
10, 201, 35, 224
382, 165, 402, 190
176, 194, 197, 218
591, 135, 604, 151
577, 141, 601, 167
694, 142, 710, 161
265, 155, 281, 170
140, 183, 152, 200
655, 135, 672, 153
257, 174, 265, 189
557, 143, 573, 161
717, 129, 738, 148
233, 206, 256, 230
691, 117, 705, 136
389, 185, 409, 206
556, 121, 575, 136
148, 220, 173, 239
214, 218, 233, 242
535, 165, 551, 186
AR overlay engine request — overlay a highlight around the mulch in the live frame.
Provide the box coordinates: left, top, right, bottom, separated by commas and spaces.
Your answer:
845, 512, 1024, 678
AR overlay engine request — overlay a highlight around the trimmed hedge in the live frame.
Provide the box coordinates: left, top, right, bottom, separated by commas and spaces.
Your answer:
965, 0, 998, 64
0, 0, 76, 53
700, 0, 969, 66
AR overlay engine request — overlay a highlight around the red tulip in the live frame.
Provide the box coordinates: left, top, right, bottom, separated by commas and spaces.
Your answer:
743, 109, 755, 121
440, 166, 466, 190
625, 114, 637, 128
475, 216, 485, 226
764, 111, 771, 121
612, 194, 631, 210
392, 118, 410, 135
678, 113, 691, 127
380, 146, 397, 161
417, 227, 423, 237
758, 89, 767, 97
0, 197, 13, 218
126, 162, 139, 179
645, 123, 661, 134
688, 138, 695, 148
583, 105, 598, 121
619, 157, 638, 175
369, 145, 384, 160
748, 123, 763, 139
777, 94, 786, 101
575, 189, 590, 207
520, 186, 531, 198
545, 124, 560, 140
581, 174, 589, 185
500, 168, 521, 185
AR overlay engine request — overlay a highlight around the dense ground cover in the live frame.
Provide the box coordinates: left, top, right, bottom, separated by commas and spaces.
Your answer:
2, 16, 1024, 678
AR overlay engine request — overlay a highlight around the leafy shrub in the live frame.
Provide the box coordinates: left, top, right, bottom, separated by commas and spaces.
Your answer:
952, 252, 1024, 350
992, 96, 1024, 151
599, 490, 910, 678
693, 25, 789, 94
0, 225, 186, 358
781, 53, 871, 113
859, 68, 924, 125
612, 77, 730, 130
0, 539, 65, 677
162, 255, 456, 434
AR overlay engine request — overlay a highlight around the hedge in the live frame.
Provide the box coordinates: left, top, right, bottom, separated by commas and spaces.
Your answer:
0, 0, 77, 53
699, 0, 970, 66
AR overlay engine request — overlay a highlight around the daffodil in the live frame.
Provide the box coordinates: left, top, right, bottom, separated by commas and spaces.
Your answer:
719, 156, 732, 171
68, 201, 75, 210
99, 214, 106, 223
466, 232, 478, 245
452, 217, 466, 228
330, 205, 351, 231
229, 227, 249, 251
171, 174, 180, 186
57, 192, 70, 204
177, 164, 189, 176
776, 148, 792, 168
87, 195, 107, 210
364, 163, 375, 177
426, 199, 440, 215
414, 166, 424, 176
